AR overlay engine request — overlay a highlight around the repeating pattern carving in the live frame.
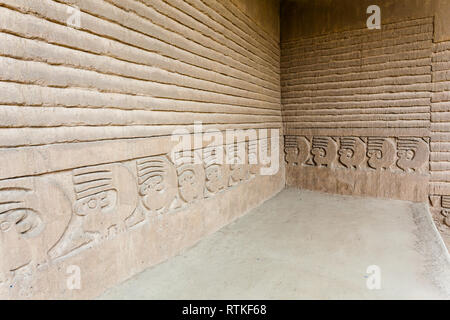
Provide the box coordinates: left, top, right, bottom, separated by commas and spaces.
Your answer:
175, 153, 206, 204
367, 137, 397, 170
338, 137, 366, 169
204, 146, 228, 195
0, 139, 269, 292
137, 156, 178, 213
284, 136, 310, 166
311, 137, 338, 168
285, 135, 429, 173
227, 142, 249, 186
396, 138, 429, 173
429, 195, 450, 239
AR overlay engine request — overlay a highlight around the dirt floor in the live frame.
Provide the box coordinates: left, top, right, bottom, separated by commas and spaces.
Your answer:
99, 188, 450, 299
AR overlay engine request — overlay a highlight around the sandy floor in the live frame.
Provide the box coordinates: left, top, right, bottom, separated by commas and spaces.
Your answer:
99, 188, 450, 299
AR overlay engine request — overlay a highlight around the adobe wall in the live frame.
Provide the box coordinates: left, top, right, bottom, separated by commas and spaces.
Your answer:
0, 0, 283, 299
281, 0, 450, 247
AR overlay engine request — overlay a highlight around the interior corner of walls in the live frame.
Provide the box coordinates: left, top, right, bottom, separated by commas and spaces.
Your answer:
280, 17, 434, 203
0, 0, 283, 299
433, 0, 450, 43
229, 0, 281, 44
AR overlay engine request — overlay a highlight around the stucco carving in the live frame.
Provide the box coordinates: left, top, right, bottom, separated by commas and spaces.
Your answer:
339, 137, 366, 169
367, 138, 397, 170
0, 177, 71, 284
311, 137, 338, 168
396, 138, 429, 173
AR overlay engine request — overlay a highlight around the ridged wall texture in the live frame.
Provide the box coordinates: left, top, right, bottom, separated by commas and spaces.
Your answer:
430, 40, 450, 247
0, 0, 283, 299
282, 18, 433, 203
281, 16, 450, 249
281, 17, 433, 137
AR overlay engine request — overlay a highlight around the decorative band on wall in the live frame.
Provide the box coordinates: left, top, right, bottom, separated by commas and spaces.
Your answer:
284, 135, 430, 202
0, 138, 276, 297
284, 135, 429, 173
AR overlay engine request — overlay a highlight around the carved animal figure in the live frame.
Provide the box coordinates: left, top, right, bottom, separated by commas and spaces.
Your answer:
72, 164, 137, 237
49, 164, 138, 260
227, 143, 249, 185
338, 137, 366, 169
396, 138, 429, 172
248, 140, 259, 175
204, 146, 228, 194
367, 137, 396, 170
177, 163, 205, 203
136, 156, 178, 212
441, 196, 450, 227
0, 178, 71, 281
311, 137, 338, 167
284, 136, 310, 166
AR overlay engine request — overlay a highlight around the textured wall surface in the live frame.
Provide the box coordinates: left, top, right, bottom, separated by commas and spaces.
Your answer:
281, 0, 450, 249
281, 0, 450, 42
429, 41, 450, 247
0, 0, 283, 299
282, 18, 432, 202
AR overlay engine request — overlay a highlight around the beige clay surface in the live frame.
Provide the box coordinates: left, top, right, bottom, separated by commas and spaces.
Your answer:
100, 189, 450, 299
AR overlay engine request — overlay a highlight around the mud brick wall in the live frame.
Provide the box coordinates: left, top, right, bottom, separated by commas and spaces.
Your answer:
282, 18, 433, 202
0, 0, 283, 299
429, 41, 450, 247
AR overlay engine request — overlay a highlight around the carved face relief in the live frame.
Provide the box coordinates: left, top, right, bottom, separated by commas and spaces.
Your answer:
74, 190, 116, 217
338, 137, 366, 169
284, 136, 311, 167
396, 138, 428, 172
177, 164, 205, 203
205, 164, 227, 194
284, 147, 299, 166
311, 137, 337, 167
367, 137, 396, 170
248, 140, 260, 175
226, 143, 249, 184
0, 209, 43, 238
203, 146, 228, 194
137, 156, 178, 213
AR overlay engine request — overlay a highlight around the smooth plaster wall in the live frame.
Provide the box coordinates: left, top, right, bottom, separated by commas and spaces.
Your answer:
0, 0, 283, 299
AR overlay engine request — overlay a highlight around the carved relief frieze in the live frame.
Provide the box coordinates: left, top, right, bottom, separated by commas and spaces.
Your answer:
136, 156, 178, 213
285, 135, 430, 175
0, 136, 272, 289
311, 137, 338, 168
0, 177, 71, 295
429, 195, 450, 237
49, 164, 138, 260
338, 137, 366, 169
367, 137, 397, 170
204, 146, 228, 195
173, 151, 206, 204
226, 142, 249, 186
396, 138, 429, 173
284, 136, 311, 166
